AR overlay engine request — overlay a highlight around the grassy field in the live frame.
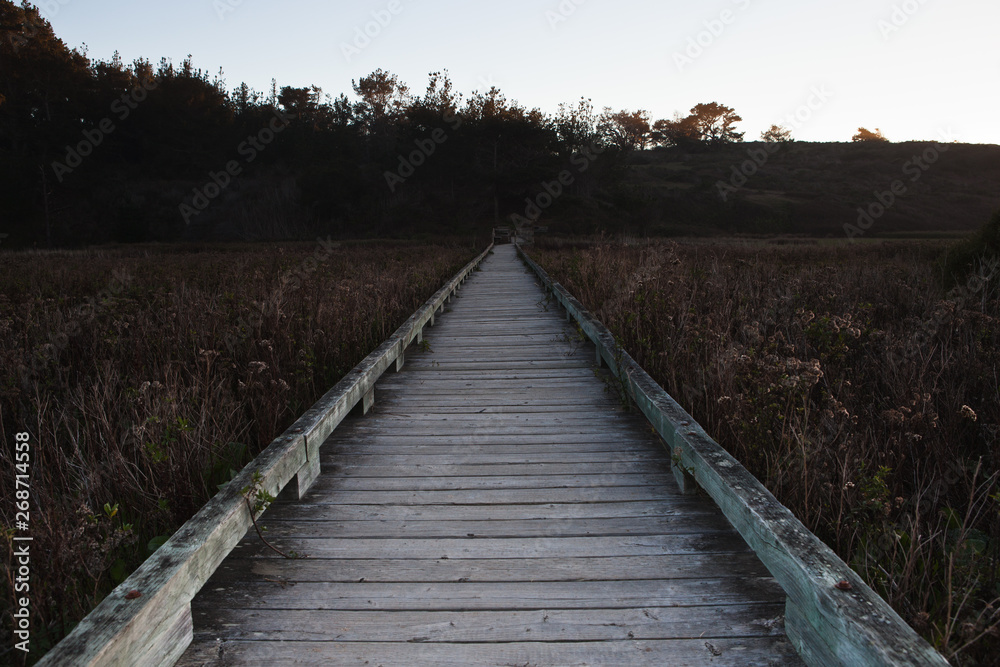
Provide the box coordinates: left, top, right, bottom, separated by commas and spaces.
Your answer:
530, 239, 1000, 665
0, 241, 478, 663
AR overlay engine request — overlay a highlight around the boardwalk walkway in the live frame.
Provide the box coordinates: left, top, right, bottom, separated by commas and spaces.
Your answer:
178, 245, 801, 666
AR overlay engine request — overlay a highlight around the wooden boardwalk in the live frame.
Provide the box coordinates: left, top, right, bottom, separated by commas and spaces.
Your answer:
178, 245, 801, 666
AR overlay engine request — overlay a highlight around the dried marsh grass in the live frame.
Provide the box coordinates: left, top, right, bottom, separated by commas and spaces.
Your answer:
532, 240, 1000, 665
0, 241, 475, 661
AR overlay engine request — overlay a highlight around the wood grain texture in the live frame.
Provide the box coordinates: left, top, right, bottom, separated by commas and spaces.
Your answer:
178, 244, 803, 666
206, 553, 775, 584
178, 638, 801, 667
187, 605, 788, 642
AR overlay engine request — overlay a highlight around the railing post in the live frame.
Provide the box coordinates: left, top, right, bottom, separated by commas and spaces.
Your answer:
353, 388, 375, 416
294, 455, 320, 498
672, 460, 698, 496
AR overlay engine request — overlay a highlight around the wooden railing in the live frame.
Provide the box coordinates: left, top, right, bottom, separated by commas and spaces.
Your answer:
38, 244, 494, 667
516, 245, 950, 667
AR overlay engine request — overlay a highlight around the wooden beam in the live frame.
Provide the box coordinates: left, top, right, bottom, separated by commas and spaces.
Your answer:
516, 245, 948, 667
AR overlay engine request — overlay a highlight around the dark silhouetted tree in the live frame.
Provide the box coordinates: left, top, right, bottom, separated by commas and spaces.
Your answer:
689, 102, 743, 145
653, 103, 742, 149
852, 127, 888, 142
651, 113, 700, 149
1, 0, 91, 244
352, 69, 410, 135
761, 123, 793, 143
279, 85, 334, 130
598, 108, 650, 152
554, 97, 599, 155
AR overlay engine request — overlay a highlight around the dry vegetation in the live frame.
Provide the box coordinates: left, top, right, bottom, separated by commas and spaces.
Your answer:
0, 241, 476, 662
531, 239, 1000, 665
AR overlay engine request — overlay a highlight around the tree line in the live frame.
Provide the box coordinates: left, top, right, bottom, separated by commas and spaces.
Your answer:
2, 2, 778, 246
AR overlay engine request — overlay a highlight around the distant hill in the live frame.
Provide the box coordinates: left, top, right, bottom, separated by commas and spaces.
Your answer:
603, 142, 1000, 237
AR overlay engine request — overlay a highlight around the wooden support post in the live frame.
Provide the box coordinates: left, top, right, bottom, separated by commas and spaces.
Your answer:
293, 432, 321, 498
395, 353, 405, 372
595, 346, 603, 367
353, 388, 375, 416
417, 327, 424, 344
294, 458, 320, 498
672, 462, 698, 496
429, 311, 436, 327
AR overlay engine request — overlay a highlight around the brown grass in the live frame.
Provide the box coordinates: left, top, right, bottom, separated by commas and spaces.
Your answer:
530, 239, 1000, 665
0, 241, 477, 663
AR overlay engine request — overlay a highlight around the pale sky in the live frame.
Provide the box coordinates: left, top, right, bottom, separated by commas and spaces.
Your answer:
42, 0, 1000, 144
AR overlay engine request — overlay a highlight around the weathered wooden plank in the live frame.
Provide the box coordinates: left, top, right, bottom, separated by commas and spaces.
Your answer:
227, 533, 757, 560
421, 333, 586, 343
268, 500, 711, 522
340, 424, 649, 436
325, 436, 660, 448
368, 388, 619, 399
186, 605, 788, 642
324, 441, 663, 455
319, 452, 665, 466
375, 379, 616, 389
245, 514, 736, 539
379, 371, 607, 381
355, 424, 643, 437
402, 360, 595, 370
292, 486, 688, 505
349, 415, 641, 428
303, 472, 675, 492
207, 552, 774, 584
177, 638, 802, 667
182, 577, 786, 611
365, 401, 622, 414
321, 462, 670, 477
376, 368, 602, 380
412, 347, 587, 357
